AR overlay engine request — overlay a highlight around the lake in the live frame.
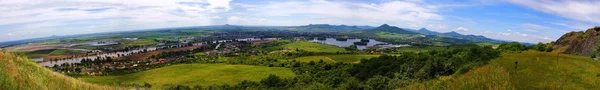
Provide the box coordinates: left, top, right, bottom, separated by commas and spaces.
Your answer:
310, 38, 387, 50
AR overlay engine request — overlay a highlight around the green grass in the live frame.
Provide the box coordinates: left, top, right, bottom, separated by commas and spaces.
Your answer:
121, 39, 158, 47
22, 49, 57, 58
376, 32, 423, 39
283, 41, 346, 53
0, 51, 125, 90
294, 56, 337, 63
294, 55, 379, 63
80, 64, 295, 89
49, 49, 81, 55
402, 51, 600, 90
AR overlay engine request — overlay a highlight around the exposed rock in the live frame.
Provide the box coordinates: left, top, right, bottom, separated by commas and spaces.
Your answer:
553, 27, 600, 56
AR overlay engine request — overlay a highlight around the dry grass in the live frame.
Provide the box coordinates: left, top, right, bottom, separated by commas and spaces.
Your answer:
0, 51, 128, 90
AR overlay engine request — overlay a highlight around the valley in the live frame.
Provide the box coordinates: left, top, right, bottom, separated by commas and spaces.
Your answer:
1, 25, 599, 90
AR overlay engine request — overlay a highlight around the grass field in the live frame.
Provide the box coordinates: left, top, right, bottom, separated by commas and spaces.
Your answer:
376, 32, 423, 39
80, 64, 295, 89
294, 55, 379, 63
0, 51, 125, 90
402, 51, 600, 89
121, 39, 158, 47
283, 41, 346, 53
49, 49, 81, 55
22, 49, 57, 58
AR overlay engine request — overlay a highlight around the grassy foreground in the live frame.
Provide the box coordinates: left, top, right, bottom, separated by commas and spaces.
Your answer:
402, 51, 600, 89
0, 51, 125, 90
81, 64, 295, 89
295, 55, 379, 63
283, 41, 346, 53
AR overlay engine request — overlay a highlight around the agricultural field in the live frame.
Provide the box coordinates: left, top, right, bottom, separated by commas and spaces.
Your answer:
402, 51, 600, 89
48, 49, 82, 55
80, 64, 295, 89
119, 39, 158, 47
294, 55, 380, 63
283, 41, 346, 53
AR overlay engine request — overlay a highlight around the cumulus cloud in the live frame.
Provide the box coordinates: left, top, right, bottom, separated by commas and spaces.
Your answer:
0, 0, 232, 42
246, 0, 443, 27
508, 0, 600, 27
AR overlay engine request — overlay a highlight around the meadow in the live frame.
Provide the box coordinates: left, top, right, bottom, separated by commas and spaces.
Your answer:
80, 64, 295, 89
294, 55, 380, 63
402, 51, 600, 89
283, 41, 346, 53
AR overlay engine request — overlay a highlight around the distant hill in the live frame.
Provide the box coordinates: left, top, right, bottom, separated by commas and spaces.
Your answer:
371, 24, 419, 34
553, 26, 600, 56
410, 28, 503, 43
0, 51, 124, 90
287, 24, 374, 31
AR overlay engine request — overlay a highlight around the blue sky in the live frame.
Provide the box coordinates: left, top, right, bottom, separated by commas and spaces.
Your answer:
0, 0, 599, 43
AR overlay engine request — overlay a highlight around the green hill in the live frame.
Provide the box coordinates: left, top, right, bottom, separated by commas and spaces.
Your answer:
0, 51, 125, 90
402, 51, 600, 89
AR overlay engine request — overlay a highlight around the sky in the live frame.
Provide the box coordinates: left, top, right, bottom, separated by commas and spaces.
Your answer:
0, 0, 599, 43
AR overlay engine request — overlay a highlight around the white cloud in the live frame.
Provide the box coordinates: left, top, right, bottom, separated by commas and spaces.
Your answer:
227, 16, 268, 25
508, 0, 600, 24
0, 0, 233, 42
206, 0, 232, 12
455, 27, 469, 31
247, 0, 443, 27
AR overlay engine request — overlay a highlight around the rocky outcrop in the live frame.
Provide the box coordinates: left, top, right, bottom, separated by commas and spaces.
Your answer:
553, 27, 600, 56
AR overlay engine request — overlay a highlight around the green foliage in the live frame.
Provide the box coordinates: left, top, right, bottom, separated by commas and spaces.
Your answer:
497, 42, 553, 53
529, 42, 553, 52
497, 42, 528, 52
261, 74, 284, 87
159, 44, 500, 89
403, 51, 600, 89
81, 64, 295, 89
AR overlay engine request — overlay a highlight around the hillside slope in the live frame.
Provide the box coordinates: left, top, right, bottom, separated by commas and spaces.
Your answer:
402, 51, 600, 89
0, 51, 125, 90
553, 26, 600, 56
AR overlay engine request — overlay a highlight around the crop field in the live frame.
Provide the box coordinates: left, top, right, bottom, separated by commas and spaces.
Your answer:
49, 49, 82, 55
402, 51, 600, 89
120, 39, 158, 47
80, 64, 295, 89
283, 41, 346, 53
294, 55, 380, 63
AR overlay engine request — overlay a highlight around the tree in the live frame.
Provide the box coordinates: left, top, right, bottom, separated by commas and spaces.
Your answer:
261, 74, 284, 87
144, 82, 152, 88
366, 75, 390, 90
